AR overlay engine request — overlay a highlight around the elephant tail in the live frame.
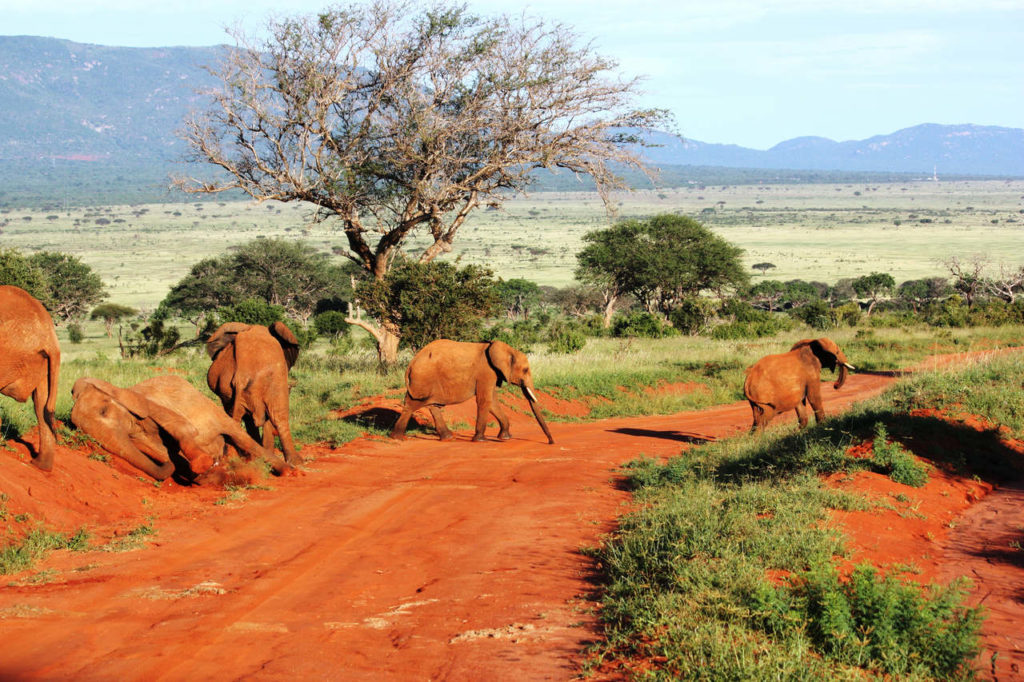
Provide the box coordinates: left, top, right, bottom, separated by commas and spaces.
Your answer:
42, 347, 59, 427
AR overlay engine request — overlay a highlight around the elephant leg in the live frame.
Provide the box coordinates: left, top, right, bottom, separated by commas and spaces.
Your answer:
472, 391, 495, 442
101, 431, 175, 480
807, 383, 826, 425
30, 386, 56, 471
241, 413, 262, 445
427, 406, 454, 441
749, 402, 772, 433
795, 401, 811, 429
267, 405, 302, 464
390, 397, 424, 440
490, 403, 511, 440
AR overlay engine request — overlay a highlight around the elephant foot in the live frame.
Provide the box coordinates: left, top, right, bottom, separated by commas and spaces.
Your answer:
189, 453, 215, 475
497, 431, 512, 441
389, 431, 406, 440
31, 455, 54, 472
438, 432, 455, 441
471, 434, 487, 442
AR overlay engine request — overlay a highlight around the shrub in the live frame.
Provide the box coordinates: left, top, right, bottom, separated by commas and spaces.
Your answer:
547, 322, 587, 354
612, 311, 677, 339
218, 298, 285, 326
869, 423, 929, 487
67, 323, 85, 344
486, 319, 545, 351
790, 299, 834, 330
833, 302, 861, 327
668, 297, 716, 335
313, 310, 352, 340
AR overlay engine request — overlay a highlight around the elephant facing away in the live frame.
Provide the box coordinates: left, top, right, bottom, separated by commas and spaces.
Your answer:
71, 375, 292, 481
390, 339, 555, 444
206, 322, 302, 464
743, 338, 855, 432
0, 286, 61, 471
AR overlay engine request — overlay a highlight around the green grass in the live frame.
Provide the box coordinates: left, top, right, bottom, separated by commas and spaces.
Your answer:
1, 526, 91, 575
586, 352, 1024, 679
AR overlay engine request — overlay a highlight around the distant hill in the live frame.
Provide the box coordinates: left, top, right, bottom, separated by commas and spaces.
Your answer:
0, 35, 1020, 207
639, 124, 1024, 177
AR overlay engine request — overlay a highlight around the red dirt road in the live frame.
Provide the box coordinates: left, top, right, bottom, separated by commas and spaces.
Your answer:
0, 360, 1019, 680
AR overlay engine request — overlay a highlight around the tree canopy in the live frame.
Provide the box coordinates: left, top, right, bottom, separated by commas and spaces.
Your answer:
576, 214, 748, 317
0, 248, 106, 323
160, 239, 351, 328
177, 0, 665, 362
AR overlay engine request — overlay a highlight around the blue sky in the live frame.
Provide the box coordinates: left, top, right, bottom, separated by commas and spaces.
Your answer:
2, 0, 1021, 149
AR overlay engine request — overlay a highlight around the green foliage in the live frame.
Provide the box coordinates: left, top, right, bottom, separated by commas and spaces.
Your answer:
486, 318, 545, 351
0, 247, 49, 303
790, 299, 835, 331
67, 323, 85, 344
667, 297, 716, 335
161, 239, 350, 323
612, 311, 677, 339
28, 251, 106, 323
577, 214, 748, 314
495, 278, 542, 319
546, 322, 587, 354
355, 259, 500, 350
313, 310, 352, 340
869, 423, 930, 487
713, 299, 793, 338
217, 298, 285, 326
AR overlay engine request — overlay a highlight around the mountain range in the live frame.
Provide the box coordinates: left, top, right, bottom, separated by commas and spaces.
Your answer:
0, 35, 1021, 183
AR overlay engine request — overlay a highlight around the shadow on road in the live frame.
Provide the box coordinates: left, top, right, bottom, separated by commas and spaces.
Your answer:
609, 427, 714, 444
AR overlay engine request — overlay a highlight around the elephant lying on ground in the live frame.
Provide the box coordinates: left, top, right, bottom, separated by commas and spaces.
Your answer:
0, 285, 61, 471
206, 322, 302, 464
71, 375, 292, 481
743, 338, 855, 432
390, 339, 555, 444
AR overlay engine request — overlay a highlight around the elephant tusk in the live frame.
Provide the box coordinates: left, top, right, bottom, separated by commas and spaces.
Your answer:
844, 363, 856, 370
524, 385, 539, 403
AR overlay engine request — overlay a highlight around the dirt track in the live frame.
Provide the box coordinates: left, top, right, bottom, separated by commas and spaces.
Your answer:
0, 364, 1019, 680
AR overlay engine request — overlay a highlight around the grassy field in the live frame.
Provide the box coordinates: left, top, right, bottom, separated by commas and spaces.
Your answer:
2, 180, 1023, 309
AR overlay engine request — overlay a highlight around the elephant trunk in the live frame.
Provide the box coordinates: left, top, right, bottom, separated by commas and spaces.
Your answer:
522, 385, 555, 444
834, 361, 854, 390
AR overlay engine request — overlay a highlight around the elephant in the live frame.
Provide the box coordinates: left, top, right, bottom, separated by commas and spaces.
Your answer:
70, 375, 292, 481
0, 285, 61, 471
743, 338, 855, 432
390, 339, 555, 444
206, 321, 302, 464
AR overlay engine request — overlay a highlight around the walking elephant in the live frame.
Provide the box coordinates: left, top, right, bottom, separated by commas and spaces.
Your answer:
743, 338, 855, 432
71, 375, 292, 481
206, 321, 302, 464
0, 285, 61, 471
390, 339, 555, 444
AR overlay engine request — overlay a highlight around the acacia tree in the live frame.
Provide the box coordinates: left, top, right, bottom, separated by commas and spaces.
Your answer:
178, 1, 665, 364
852, 272, 896, 315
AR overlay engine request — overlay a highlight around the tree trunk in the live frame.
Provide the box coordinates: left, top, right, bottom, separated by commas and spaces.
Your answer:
376, 324, 400, 367
602, 293, 618, 329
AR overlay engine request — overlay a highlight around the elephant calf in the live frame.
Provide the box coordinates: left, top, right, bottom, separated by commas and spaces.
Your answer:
71, 375, 292, 481
206, 322, 302, 464
390, 339, 554, 444
743, 337, 855, 432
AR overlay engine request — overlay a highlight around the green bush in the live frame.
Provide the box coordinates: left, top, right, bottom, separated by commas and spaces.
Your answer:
547, 325, 587, 354
668, 297, 715, 335
313, 310, 351, 340
789, 299, 834, 330
67, 323, 85, 344
833, 302, 862, 327
217, 297, 285, 326
869, 423, 929, 486
486, 318, 544, 351
612, 311, 677, 339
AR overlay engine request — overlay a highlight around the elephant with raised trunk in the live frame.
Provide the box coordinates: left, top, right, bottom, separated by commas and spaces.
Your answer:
0, 285, 61, 471
390, 339, 555, 444
71, 375, 292, 481
744, 338, 855, 432
206, 321, 302, 465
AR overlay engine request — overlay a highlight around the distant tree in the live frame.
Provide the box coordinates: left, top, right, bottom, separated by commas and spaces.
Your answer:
353, 260, 500, 351
545, 284, 607, 319
495, 279, 543, 320
983, 263, 1024, 303
177, 1, 666, 364
0, 248, 49, 303
829, 278, 858, 306
160, 240, 351, 333
896, 278, 952, 312
752, 262, 776, 276
217, 298, 286, 327
781, 279, 823, 309
852, 272, 896, 315
945, 256, 987, 308
578, 214, 748, 319
28, 252, 107, 323
90, 303, 138, 338
746, 280, 786, 312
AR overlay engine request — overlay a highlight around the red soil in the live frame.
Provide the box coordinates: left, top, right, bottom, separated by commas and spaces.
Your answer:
0, 352, 1021, 680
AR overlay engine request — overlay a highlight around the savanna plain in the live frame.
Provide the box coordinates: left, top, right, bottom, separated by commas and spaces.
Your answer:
2, 179, 1024, 679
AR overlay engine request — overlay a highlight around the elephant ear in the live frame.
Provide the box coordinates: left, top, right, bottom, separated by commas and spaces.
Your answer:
206, 322, 250, 359
269, 321, 300, 369
485, 340, 515, 387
